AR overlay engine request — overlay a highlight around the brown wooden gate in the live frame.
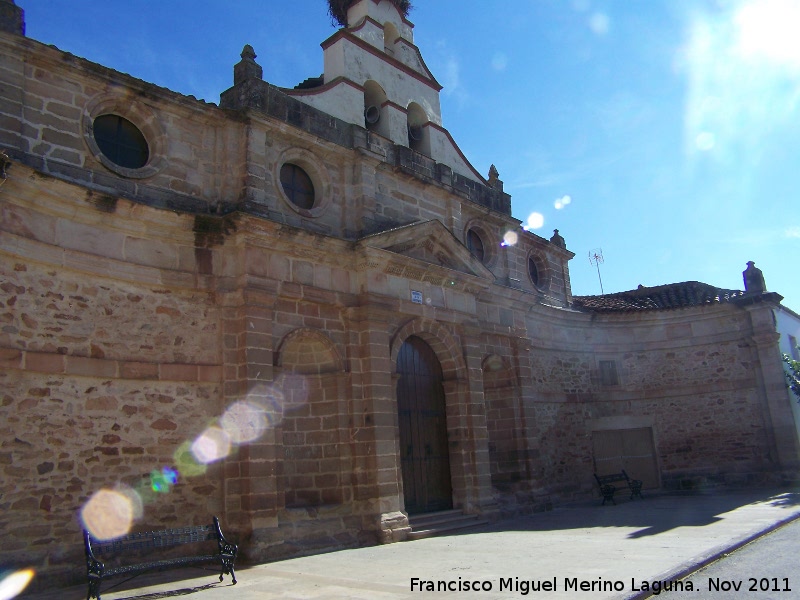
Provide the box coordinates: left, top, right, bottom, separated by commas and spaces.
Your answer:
397, 336, 453, 514
592, 427, 660, 489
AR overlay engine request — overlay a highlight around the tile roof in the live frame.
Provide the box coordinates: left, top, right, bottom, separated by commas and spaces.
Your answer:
572, 281, 746, 313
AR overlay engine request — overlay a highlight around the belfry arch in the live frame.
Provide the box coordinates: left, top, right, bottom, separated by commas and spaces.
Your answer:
363, 80, 389, 137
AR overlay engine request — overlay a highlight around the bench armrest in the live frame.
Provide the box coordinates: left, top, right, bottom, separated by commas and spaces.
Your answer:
213, 516, 238, 557
83, 530, 105, 578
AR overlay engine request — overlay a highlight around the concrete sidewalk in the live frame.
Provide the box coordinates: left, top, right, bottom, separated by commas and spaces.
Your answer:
35, 489, 800, 600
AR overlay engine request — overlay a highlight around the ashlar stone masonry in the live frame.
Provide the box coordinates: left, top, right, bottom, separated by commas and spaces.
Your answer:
1, 0, 798, 593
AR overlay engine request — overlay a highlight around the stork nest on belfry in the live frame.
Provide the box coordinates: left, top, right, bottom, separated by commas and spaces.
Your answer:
327, 0, 412, 27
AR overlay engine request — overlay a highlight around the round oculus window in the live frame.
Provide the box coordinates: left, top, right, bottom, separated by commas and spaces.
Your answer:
528, 257, 540, 287
467, 228, 486, 262
92, 114, 149, 169
280, 163, 315, 210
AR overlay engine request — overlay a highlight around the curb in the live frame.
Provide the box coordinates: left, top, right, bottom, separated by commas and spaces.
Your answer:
622, 512, 800, 599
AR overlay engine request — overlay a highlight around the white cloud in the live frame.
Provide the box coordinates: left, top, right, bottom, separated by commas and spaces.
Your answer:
434, 41, 468, 107
786, 226, 800, 239
443, 56, 460, 93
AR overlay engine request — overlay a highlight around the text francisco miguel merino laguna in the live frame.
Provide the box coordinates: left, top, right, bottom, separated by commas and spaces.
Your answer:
411, 577, 688, 595
410, 576, 791, 595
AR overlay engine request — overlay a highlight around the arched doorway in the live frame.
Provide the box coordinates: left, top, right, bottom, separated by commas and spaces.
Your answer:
397, 336, 453, 514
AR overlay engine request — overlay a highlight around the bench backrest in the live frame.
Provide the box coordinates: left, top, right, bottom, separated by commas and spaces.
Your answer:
594, 471, 631, 486
86, 523, 218, 558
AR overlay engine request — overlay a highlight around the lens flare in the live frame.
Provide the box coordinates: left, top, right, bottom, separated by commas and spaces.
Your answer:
695, 131, 715, 151
191, 426, 231, 464
251, 384, 285, 429
173, 440, 208, 477
117, 484, 143, 520
502, 231, 519, 246
275, 373, 308, 407
81, 489, 135, 540
220, 400, 268, 445
150, 467, 178, 493
483, 354, 505, 372
589, 12, 610, 36
554, 194, 572, 210
0, 569, 35, 600
525, 212, 544, 230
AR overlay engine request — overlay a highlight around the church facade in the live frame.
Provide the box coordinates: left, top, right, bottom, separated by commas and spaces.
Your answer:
1, 0, 798, 590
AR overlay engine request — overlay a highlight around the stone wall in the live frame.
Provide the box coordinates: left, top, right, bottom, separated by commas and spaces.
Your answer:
0, 171, 226, 588
521, 305, 783, 499
1, 372, 222, 579
1, 20, 798, 596
0, 35, 244, 215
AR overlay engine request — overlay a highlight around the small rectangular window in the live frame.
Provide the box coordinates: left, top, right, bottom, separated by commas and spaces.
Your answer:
789, 335, 800, 361
598, 360, 619, 386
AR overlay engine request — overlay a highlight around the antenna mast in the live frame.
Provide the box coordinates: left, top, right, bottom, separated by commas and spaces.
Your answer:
588, 248, 605, 295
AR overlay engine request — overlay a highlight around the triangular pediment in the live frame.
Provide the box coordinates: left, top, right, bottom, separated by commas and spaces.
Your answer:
358, 220, 495, 281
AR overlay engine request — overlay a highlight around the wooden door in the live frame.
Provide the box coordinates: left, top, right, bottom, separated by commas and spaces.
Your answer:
397, 336, 453, 514
592, 427, 660, 489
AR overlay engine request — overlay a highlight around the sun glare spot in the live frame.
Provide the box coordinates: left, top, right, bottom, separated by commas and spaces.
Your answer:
684, 1, 800, 165
81, 489, 135, 540
554, 195, 572, 210
589, 12, 610, 35
191, 426, 232, 464
221, 400, 268, 445
502, 231, 519, 246
525, 212, 545, 230
736, 0, 800, 67
0, 569, 35, 600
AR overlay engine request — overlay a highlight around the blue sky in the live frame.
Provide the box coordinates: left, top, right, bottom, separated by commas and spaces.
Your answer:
21, 0, 800, 310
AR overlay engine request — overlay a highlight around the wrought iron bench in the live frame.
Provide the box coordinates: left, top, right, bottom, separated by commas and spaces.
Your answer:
593, 470, 644, 505
83, 516, 237, 600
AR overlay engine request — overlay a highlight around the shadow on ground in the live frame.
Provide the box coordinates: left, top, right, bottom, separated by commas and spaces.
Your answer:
451, 490, 800, 540
84, 569, 234, 600
111, 582, 220, 599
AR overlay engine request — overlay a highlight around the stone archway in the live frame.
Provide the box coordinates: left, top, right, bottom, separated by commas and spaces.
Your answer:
482, 354, 526, 489
275, 328, 347, 508
390, 319, 479, 513
396, 335, 452, 514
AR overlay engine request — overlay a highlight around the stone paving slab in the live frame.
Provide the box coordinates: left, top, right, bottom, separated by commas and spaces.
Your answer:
32, 489, 800, 600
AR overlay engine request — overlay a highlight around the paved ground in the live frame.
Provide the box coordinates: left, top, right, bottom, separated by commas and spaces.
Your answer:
32, 488, 800, 600
657, 517, 800, 598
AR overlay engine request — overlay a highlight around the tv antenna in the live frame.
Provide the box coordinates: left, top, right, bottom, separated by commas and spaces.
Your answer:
588, 248, 605, 294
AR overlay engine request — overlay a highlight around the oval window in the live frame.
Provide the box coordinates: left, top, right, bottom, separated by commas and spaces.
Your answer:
280, 163, 315, 210
93, 114, 149, 169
